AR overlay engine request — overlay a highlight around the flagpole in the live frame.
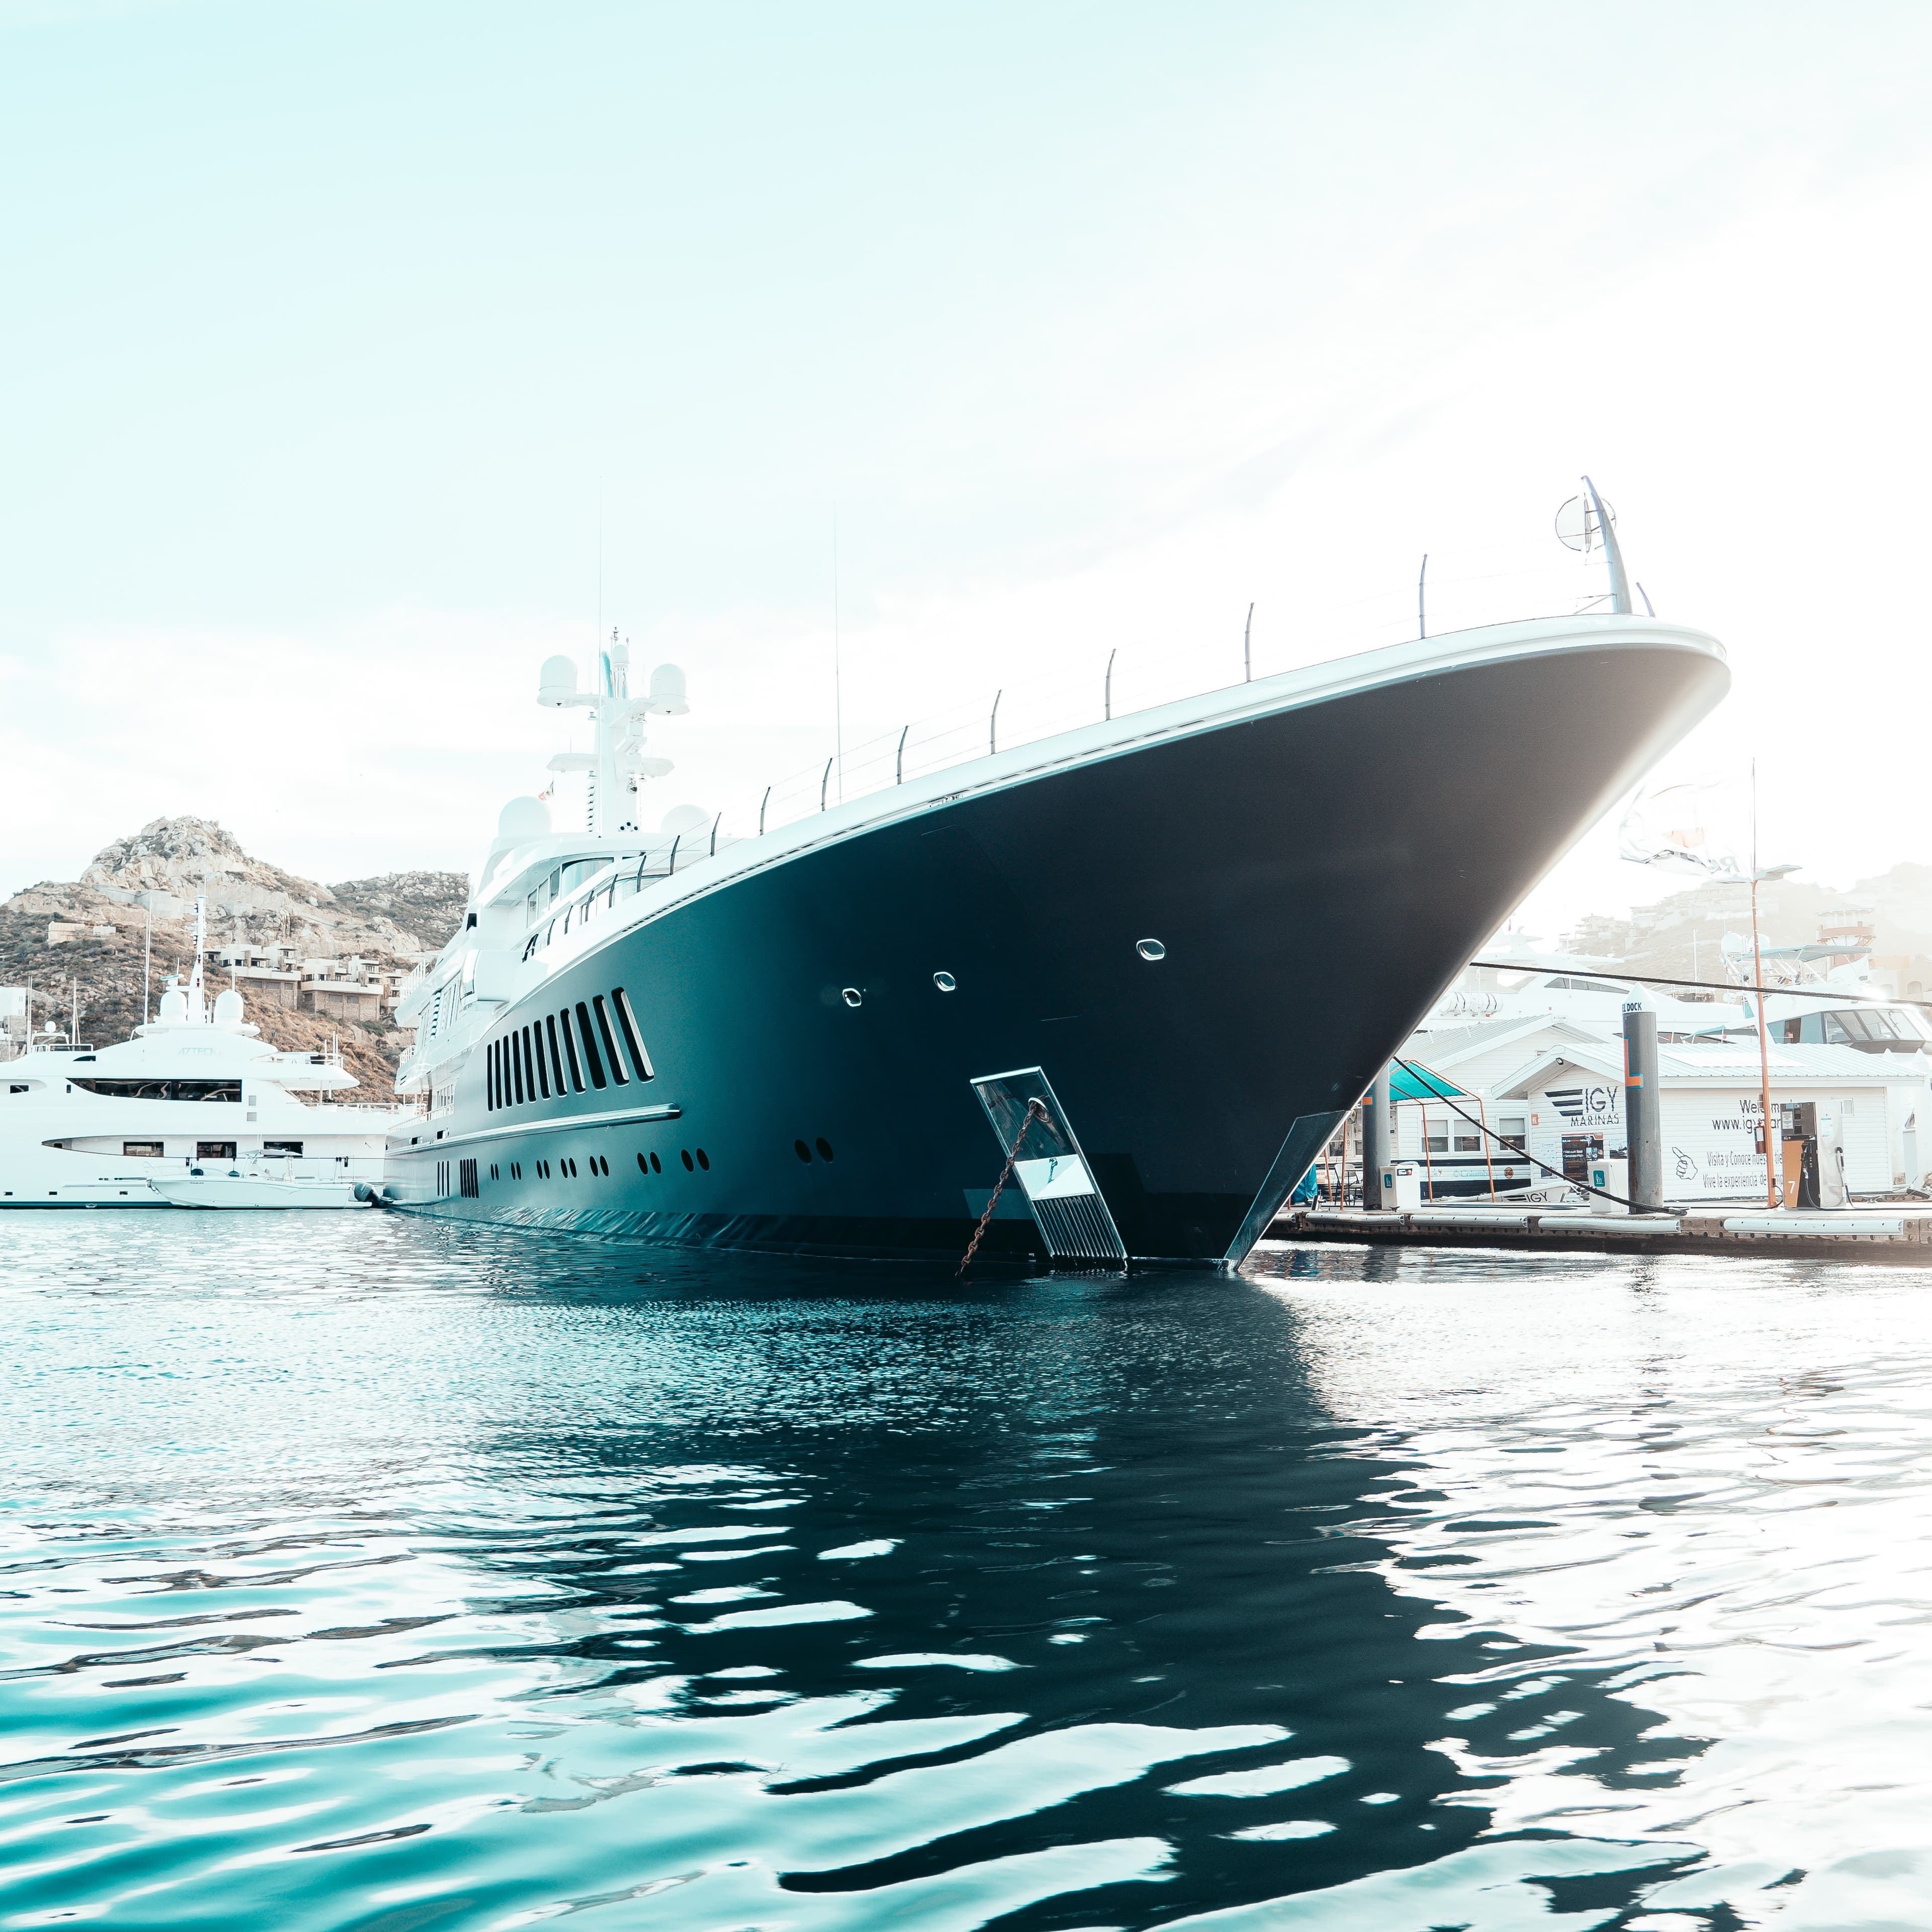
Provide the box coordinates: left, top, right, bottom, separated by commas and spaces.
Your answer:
1750, 759, 1778, 1208
1619, 774, 1789, 1209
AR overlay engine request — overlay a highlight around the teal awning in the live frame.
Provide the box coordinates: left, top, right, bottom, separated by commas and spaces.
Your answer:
1389, 1064, 1464, 1102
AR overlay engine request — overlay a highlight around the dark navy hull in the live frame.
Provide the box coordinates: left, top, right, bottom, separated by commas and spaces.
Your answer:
389, 625, 1727, 1263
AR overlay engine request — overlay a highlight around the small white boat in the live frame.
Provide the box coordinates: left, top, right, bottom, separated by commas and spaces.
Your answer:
149, 1166, 371, 1209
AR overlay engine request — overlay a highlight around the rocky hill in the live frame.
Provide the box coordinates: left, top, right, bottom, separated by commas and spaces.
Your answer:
0, 818, 469, 1096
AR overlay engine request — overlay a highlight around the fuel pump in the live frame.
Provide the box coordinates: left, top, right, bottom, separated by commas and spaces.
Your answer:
1787, 1101, 1850, 1209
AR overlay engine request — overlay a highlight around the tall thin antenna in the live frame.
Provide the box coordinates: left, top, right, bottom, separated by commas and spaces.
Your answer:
1244, 602, 1253, 682
832, 511, 843, 805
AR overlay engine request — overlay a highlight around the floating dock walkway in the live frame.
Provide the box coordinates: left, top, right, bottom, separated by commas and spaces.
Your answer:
1267, 1202, 1932, 1262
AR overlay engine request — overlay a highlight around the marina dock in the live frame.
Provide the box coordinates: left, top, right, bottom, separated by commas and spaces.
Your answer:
1268, 1200, 1932, 1261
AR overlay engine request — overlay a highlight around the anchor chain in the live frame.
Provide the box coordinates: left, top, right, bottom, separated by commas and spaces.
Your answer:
958, 1096, 1050, 1276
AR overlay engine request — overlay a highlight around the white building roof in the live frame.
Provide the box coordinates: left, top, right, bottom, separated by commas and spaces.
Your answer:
1497, 1039, 1927, 1099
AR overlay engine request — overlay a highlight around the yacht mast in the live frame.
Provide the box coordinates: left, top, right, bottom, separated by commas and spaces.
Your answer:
187, 895, 207, 1024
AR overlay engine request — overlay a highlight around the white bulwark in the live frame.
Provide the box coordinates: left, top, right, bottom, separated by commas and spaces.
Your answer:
1495, 1040, 1926, 1201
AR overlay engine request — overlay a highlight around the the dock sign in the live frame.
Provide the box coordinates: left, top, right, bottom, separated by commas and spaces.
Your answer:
1547, 1084, 1622, 1129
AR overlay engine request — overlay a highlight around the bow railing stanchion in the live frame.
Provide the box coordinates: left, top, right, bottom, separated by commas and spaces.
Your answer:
990, 690, 1001, 755
709, 812, 721, 857
1104, 648, 1115, 721
820, 758, 833, 812
759, 785, 771, 835
896, 725, 908, 784
667, 834, 681, 876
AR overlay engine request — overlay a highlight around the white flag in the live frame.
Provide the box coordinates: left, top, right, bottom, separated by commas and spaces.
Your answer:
1617, 780, 1747, 881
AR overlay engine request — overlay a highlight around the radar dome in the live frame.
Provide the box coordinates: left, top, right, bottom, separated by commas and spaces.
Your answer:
214, 988, 246, 1025
496, 795, 551, 844
648, 663, 689, 715
158, 988, 188, 1022
538, 655, 580, 706
660, 803, 709, 838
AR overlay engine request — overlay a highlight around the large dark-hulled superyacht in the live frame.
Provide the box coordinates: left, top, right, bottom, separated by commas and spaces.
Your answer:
383, 503, 1728, 1266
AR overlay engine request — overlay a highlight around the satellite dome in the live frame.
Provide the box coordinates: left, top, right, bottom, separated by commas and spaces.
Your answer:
648, 663, 689, 715
214, 988, 245, 1025
158, 988, 188, 1022
537, 655, 580, 706
660, 803, 709, 838
496, 795, 550, 844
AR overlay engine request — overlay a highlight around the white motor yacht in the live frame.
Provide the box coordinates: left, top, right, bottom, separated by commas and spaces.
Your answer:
2, 898, 415, 1206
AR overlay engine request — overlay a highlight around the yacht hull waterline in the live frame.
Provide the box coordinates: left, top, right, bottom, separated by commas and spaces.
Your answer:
384, 616, 1729, 1264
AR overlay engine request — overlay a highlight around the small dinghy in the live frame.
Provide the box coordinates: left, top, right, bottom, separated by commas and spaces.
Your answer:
149, 1164, 372, 1209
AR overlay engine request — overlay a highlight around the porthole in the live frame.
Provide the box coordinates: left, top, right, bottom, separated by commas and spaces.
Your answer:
681, 1148, 694, 1171
841, 987, 863, 1008
636, 1152, 648, 1174
696, 1148, 709, 1170
933, 971, 956, 992
816, 1137, 835, 1161
794, 1139, 812, 1163
1136, 937, 1167, 961
650, 1151, 662, 1173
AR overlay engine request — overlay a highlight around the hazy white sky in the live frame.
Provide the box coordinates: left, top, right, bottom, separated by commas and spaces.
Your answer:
5, 2, 1930, 938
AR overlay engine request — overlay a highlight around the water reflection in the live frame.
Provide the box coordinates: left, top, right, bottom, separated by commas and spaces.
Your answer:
3, 1220, 1925, 1926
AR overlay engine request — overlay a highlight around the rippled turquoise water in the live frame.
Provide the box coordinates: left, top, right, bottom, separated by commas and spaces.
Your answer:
6, 1221, 1932, 1927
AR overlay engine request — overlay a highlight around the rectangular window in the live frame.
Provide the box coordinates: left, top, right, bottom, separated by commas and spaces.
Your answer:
1424, 1132, 1449, 1153
512, 1032, 526, 1105
545, 1014, 567, 1094
1499, 1117, 1527, 1144
521, 1027, 537, 1103
1453, 1133, 1482, 1152
532, 1023, 550, 1099
610, 987, 654, 1080
264, 1140, 303, 1156
592, 995, 628, 1085
121, 1141, 163, 1157
487, 1041, 497, 1111
459, 1157, 479, 1198
196, 1141, 236, 1161
559, 1009, 585, 1091
575, 1002, 607, 1088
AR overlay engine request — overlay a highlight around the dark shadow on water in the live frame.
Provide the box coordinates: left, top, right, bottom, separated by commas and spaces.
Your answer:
402, 1225, 1709, 1927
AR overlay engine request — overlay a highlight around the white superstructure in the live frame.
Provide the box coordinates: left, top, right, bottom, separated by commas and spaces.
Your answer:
1, 897, 414, 1206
